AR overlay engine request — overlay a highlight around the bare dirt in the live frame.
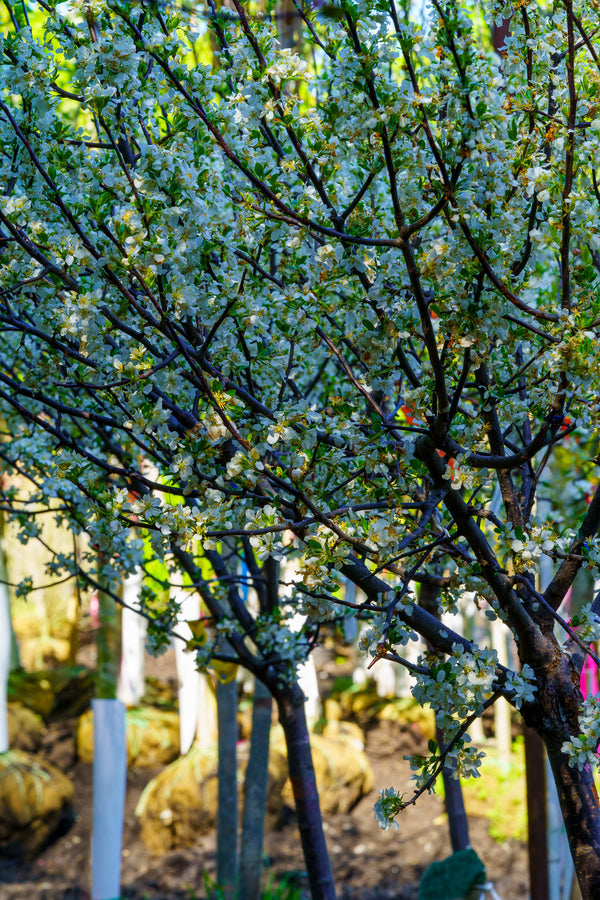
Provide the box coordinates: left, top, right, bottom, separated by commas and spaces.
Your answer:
0, 712, 528, 900
0, 636, 529, 899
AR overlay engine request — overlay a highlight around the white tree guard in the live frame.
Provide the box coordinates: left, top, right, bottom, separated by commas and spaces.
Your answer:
117, 569, 146, 707
278, 557, 321, 726
373, 657, 397, 699
92, 698, 127, 900
343, 579, 358, 643
491, 618, 512, 772
298, 648, 321, 726
195, 667, 218, 748
288, 607, 321, 727
173, 585, 202, 754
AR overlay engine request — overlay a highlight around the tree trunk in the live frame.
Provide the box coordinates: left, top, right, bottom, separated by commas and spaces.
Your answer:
524, 646, 600, 899
436, 722, 470, 852
216, 677, 238, 900
239, 678, 272, 900
419, 580, 471, 853
524, 726, 549, 900
277, 0, 298, 50
275, 682, 336, 900
545, 736, 600, 900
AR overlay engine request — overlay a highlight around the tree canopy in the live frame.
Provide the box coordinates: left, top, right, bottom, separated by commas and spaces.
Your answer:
4, 1, 600, 894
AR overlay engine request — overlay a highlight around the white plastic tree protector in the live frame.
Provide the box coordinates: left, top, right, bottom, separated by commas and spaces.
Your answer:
279, 558, 321, 725
117, 568, 146, 707
288, 608, 321, 726
173, 585, 201, 754
92, 698, 127, 900
0, 579, 10, 753
491, 617, 512, 772
343, 579, 358, 643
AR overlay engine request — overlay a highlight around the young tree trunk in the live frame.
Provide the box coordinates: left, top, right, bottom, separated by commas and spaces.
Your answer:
436, 721, 471, 853
216, 677, 238, 900
544, 735, 600, 900
419, 581, 471, 853
275, 681, 336, 900
239, 678, 272, 900
524, 726, 549, 900
525, 643, 600, 899
277, 0, 299, 50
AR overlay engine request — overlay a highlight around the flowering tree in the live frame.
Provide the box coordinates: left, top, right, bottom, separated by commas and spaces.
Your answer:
3, 0, 600, 896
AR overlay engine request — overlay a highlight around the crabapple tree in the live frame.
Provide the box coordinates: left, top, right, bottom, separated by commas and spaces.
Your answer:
3, 1, 600, 897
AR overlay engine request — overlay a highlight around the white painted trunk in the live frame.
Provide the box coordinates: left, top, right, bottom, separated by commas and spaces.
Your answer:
196, 671, 218, 747
343, 579, 358, 642
491, 618, 512, 772
280, 559, 322, 726
173, 585, 200, 754
91, 698, 127, 900
117, 569, 146, 707
173, 586, 218, 752
288, 608, 321, 727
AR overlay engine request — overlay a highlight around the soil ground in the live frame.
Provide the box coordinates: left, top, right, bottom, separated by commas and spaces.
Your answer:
0, 639, 529, 900
0, 717, 528, 900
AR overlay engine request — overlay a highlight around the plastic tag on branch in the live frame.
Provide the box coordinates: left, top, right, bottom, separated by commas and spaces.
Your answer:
211, 660, 238, 684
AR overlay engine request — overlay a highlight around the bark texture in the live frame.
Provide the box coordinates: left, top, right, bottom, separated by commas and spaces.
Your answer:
239, 678, 273, 900
524, 726, 549, 900
522, 642, 600, 900
545, 735, 600, 899
216, 678, 238, 900
275, 682, 336, 900
420, 581, 471, 852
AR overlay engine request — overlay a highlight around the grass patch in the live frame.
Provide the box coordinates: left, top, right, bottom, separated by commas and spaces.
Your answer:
437, 738, 527, 843
461, 739, 526, 842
